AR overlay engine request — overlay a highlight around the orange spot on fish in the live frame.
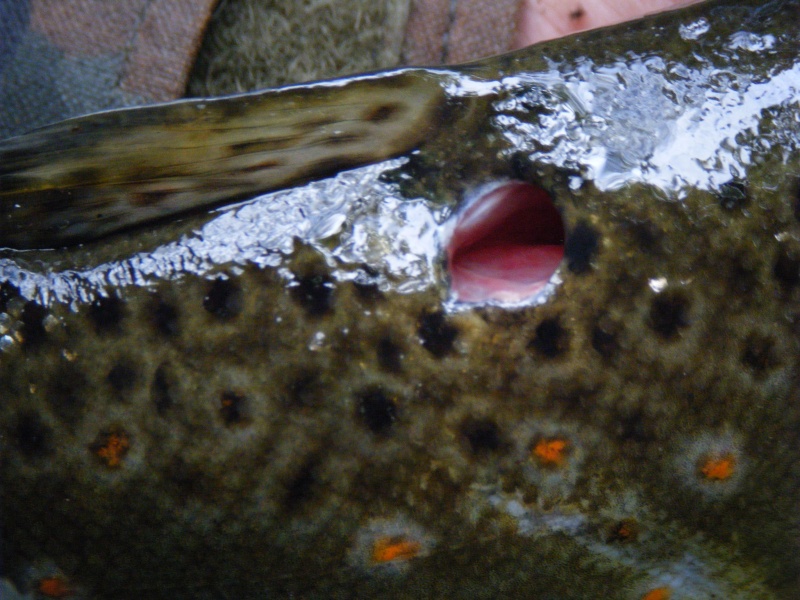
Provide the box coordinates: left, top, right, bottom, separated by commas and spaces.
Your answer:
37, 576, 74, 598
642, 587, 671, 600
700, 453, 736, 481
607, 518, 639, 543
532, 437, 569, 467
91, 429, 130, 468
370, 536, 422, 564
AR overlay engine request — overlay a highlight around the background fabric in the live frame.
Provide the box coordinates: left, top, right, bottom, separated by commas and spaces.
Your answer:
0, 0, 216, 138
189, 0, 521, 96
0, 0, 522, 139
402, 0, 520, 65
188, 0, 412, 97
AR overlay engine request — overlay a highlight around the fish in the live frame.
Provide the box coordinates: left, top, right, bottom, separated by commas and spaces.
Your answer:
1, 0, 800, 598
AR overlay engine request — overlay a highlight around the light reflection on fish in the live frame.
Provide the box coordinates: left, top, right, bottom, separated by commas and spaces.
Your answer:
1, 0, 800, 598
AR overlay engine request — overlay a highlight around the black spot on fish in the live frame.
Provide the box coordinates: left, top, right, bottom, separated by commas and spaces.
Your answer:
282, 458, 318, 513
353, 281, 383, 302
240, 159, 286, 174
47, 366, 87, 424
130, 190, 170, 208
509, 152, 533, 181
648, 291, 689, 339
352, 266, 384, 301
203, 278, 242, 320
742, 334, 779, 373
357, 389, 397, 435
89, 295, 125, 333
13, 411, 53, 458
0, 281, 19, 312
219, 391, 248, 426
718, 179, 749, 211
614, 410, 654, 445
230, 138, 294, 154
152, 297, 180, 336
530, 318, 568, 358
773, 247, 800, 289
377, 337, 403, 372
292, 274, 334, 316
418, 311, 457, 357
20, 301, 48, 348
152, 363, 173, 415
107, 362, 138, 396
31, 178, 79, 205
364, 103, 400, 123
62, 166, 105, 187
591, 323, 619, 359
564, 222, 599, 274
461, 418, 502, 455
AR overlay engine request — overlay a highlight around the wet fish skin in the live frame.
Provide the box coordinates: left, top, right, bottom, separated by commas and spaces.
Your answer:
1, 0, 800, 599
0, 72, 445, 249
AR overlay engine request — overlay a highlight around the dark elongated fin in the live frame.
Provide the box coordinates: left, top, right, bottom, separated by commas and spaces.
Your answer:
0, 70, 445, 249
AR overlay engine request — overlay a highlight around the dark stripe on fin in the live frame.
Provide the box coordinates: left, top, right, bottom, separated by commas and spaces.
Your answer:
0, 70, 445, 249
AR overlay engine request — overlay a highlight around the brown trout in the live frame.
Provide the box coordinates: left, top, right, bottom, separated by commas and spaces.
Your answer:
1, 0, 800, 598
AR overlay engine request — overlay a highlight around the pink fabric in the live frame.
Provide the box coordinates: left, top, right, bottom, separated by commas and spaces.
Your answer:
30, 0, 149, 57
121, 0, 218, 101
447, 0, 521, 63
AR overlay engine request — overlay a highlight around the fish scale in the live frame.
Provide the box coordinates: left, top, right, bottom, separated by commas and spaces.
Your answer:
1, 0, 800, 598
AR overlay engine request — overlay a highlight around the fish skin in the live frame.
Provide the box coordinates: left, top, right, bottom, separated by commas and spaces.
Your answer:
1, 1, 800, 599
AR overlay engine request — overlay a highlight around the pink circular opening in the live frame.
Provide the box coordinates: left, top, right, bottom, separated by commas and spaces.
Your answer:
447, 181, 565, 303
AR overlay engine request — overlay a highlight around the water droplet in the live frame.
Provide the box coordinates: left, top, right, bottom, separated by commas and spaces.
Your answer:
728, 32, 776, 52
0, 334, 15, 352
43, 314, 60, 332
308, 331, 326, 351
0, 313, 10, 334
679, 18, 709, 41
649, 277, 668, 293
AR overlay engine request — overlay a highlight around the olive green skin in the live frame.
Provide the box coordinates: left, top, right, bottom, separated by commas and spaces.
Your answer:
1, 1, 800, 598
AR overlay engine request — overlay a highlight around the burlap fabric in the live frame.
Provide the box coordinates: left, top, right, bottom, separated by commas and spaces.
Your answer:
402, 0, 521, 65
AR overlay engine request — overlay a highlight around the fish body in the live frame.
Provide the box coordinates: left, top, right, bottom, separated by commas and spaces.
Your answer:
1, 1, 800, 598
